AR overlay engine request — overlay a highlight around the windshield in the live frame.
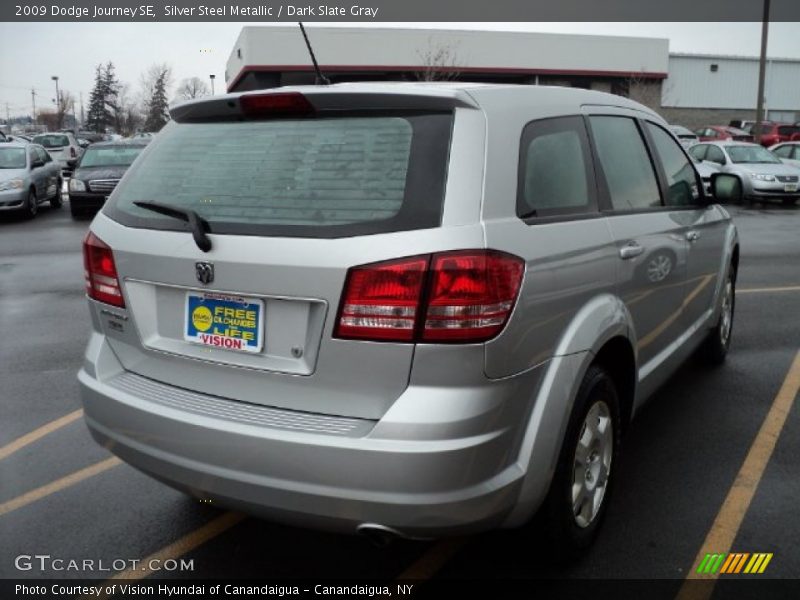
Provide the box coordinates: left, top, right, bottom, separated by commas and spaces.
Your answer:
80, 146, 143, 168
727, 145, 781, 164
33, 134, 69, 148
106, 113, 452, 238
0, 147, 26, 169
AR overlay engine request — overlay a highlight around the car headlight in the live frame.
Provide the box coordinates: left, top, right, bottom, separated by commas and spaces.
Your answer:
69, 178, 86, 192
0, 179, 24, 191
750, 173, 776, 182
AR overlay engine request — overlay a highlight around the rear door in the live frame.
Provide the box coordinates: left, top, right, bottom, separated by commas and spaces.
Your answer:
586, 112, 690, 376
642, 121, 728, 333
92, 98, 481, 420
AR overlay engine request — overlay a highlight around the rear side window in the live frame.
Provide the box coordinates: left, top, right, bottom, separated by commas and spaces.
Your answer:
645, 122, 701, 207
517, 116, 595, 219
772, 145, 792, 158
105, 113, 452, 238
706, 146, 726, 164
688, 145, 707, 161
590, 116, 661, 211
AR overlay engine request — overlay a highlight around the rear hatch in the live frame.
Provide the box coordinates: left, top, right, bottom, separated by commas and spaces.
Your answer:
34, 134, 71, 162
89, 88, 483, 420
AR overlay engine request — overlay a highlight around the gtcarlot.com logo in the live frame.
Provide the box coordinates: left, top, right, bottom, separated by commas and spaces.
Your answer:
697, 552, 773, 575
14, 554, 194, 573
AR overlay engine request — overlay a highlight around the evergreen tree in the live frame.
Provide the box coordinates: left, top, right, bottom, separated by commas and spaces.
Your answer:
144, 70, 170, 132
102, 62, 120, 131
86, 65, 106, 133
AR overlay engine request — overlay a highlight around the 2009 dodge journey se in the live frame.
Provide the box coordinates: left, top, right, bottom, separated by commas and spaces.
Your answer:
78, 83, 739, 556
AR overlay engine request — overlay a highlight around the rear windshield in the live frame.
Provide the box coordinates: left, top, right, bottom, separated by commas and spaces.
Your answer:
105, 113, 452, 238
80, 146, 144, 168
33, 134, 69, 148
0, 147, 26, 169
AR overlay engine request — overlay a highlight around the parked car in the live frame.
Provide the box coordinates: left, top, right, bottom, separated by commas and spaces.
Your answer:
728, 119, 761, 132
768, 142, 800, 169
0, 142, 62, 217
68, 140, 148, 218
694, 126, 754, 143
689, 141, 799, 206
668, 125, 699, 148
31, 132, 83, 176
78, 84, 739, 558
751, 123, 800, 147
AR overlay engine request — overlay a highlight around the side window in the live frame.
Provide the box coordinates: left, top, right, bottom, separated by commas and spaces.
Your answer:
36, 147, 51, 163
28, 149, 37, 166
689, 145, 707, 161
589, 116, 661, 211
517, 116, 595, 219
645, 122, 701, 207
706, 146, 726, 165
772, 145, 792, 158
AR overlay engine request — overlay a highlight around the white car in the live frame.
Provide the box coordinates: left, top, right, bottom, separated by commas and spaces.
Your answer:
31, 132, 83, 175
769, 142, 800, 170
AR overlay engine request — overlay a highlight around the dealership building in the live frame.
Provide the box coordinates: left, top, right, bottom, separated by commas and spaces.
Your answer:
226, 26, 800, 127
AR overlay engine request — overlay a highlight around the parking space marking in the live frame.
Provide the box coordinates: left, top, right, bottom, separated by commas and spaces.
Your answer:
395, 538, 468, 582
0, 456, 120, 517
86, 512, 246, 598
676, 349, 800, 600
738, 285, 800, 294
0, 409, 83, 461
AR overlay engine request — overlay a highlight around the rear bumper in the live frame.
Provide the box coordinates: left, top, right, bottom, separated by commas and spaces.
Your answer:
78, 335, 545, 537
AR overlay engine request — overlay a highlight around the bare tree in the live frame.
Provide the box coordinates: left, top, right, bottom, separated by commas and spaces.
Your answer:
56, 91, 75, 130
176, 77, 210, 101
414, 38, 462, 82
619, 70, 672, 111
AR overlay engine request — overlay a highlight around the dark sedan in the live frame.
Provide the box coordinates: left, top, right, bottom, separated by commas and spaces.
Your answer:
68, 140, 147, 218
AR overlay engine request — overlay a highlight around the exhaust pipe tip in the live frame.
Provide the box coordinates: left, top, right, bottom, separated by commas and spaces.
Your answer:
356, 523, 404, 548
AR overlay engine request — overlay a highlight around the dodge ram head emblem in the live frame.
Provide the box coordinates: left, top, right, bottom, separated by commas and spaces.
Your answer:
195, 262, 214, 285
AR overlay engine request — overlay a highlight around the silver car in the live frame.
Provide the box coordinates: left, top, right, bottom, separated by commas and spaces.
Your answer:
78, 84, 739, 557
31, 132, 83, 176
0, 142, 62, 217
769, 142, 800, 170
689, 141, 800, 206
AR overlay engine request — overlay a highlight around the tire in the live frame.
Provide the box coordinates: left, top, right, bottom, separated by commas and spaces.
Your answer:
25, 189, 38, 219
541, 365, 621, 562
50, 179, 63, 208
700, 267, 735, 365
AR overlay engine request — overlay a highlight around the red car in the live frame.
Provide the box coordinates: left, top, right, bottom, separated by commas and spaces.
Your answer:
752, 123, 800, 147
694, 125, 754, 143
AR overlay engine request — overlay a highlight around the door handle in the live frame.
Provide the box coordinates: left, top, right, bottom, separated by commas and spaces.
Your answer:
686, 231, 701, 243
619, 242, 644, 260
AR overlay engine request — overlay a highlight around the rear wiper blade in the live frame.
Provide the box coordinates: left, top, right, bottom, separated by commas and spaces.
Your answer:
133, 201, 212, 252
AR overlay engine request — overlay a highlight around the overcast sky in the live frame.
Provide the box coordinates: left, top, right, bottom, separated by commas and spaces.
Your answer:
0, 22, 798, 119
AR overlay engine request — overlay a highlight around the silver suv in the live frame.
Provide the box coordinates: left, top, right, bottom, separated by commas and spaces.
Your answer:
78, 83, 739, 557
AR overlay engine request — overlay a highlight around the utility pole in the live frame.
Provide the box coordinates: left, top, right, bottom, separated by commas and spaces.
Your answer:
80, 92, 85, 127
31, 88, 37, 129
754, 0, 770, 144
209, 74, 216, 95
5, 103, 9, 125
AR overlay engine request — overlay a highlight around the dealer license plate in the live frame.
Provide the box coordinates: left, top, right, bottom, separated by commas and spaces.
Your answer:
184, 292, 264, 353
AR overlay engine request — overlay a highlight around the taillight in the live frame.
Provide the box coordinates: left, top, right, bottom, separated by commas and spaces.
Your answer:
70, 147, 76, 158
335, 256, 429, 342
83, 232, 125, 307
422, 251, 524, 342
240, 92, 315, 118
334, 250, 524, 344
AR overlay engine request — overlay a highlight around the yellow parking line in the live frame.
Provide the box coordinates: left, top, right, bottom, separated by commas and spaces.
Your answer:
0, 456, 120, 517
0, 409, 83, 461
395, 538, 468, 581
738, 285, 800, 294
676, 349, 800, 600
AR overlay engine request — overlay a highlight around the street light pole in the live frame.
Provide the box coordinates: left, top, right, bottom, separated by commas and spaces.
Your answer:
51, 75, 61, 129
209, 74, 216, 95
754, 0, 770, 144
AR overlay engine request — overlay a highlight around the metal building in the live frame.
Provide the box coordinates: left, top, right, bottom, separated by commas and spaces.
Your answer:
660, 54, 800, 126
225, 26, 669, 94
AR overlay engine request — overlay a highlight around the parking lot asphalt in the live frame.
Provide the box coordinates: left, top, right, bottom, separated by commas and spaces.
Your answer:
1, 200, 798, 596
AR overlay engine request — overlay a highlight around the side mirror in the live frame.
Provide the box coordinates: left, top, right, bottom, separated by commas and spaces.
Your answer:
710, 173, 742, 203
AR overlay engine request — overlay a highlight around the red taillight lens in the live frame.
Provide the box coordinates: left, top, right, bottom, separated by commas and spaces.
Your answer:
240, 92, 315, 118
70, 147, 76, 158
423, 251, 524, 342
83, 232, 125, 307
334, 250, 524, 344
334, 256, 429, 341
